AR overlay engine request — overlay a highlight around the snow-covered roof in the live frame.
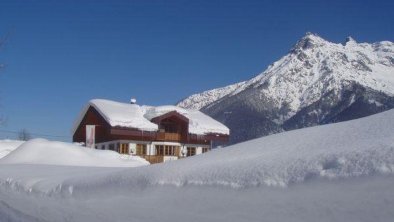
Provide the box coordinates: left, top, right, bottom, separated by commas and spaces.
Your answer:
72, 99, 159, 134
73, 99, 229, 135
143, 105, 230, 135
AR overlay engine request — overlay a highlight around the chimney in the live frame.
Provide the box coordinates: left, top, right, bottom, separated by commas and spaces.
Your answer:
130, 98, 137, 104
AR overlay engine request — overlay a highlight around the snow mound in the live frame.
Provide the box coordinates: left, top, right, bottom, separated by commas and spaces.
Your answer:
58, 109, 394, 193
0, 139, 149, 167
0, 140, 25, 159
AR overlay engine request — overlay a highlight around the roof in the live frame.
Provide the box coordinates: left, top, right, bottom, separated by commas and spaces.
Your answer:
143, 105, 230, 135
72, 99, 230, 136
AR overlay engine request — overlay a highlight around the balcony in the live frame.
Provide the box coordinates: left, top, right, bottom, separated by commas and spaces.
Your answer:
156, 132, 181, 141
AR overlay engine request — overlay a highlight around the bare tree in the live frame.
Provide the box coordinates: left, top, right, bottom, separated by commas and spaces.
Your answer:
18, 129, 31, 141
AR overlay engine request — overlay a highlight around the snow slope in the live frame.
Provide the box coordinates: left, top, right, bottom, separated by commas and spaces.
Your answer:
0, 139, 149, 167
179, 33, 394, 112
0, 140, 24, 159
0, 110, 394, 221
177, 81, 247, 110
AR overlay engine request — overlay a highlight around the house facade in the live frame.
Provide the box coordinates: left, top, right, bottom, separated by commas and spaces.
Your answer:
72, 99, 229, 164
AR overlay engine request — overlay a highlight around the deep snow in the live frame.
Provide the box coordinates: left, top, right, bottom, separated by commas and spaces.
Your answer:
0, 139, 149, 167
0, 140, 24, 159
1, 109, 394, 221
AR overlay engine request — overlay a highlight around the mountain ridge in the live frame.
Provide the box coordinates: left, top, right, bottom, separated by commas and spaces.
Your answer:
177, 33, 394, 144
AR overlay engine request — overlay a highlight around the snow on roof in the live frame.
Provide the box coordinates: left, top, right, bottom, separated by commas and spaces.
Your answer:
143, 105, 189, 120
143, 105, 230, 135
187, 110, 229, 135
72, 99, 159, 134
73, 99, 229, 135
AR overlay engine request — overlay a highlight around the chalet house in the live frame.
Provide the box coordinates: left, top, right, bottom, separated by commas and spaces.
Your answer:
73, 99, 229, 163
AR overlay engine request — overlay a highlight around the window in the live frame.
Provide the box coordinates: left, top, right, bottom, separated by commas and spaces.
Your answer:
155, 145, 164, 155
136, 144, 147, 155
165, 146, 173, 156
187, 147, 196, 156
108, 143, 115, 151
159, 119, 179, 133
164, 146, 170, 155
120, 144, 129, 154
202, 147, 210, 153
155, 145, 179, 156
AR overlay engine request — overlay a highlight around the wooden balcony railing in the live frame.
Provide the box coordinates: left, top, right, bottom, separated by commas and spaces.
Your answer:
156, 132, 181, 141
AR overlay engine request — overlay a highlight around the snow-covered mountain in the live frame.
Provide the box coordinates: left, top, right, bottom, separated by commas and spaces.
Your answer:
178, 33, 394, 144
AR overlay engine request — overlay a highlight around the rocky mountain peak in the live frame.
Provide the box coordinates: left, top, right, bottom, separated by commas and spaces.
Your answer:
291, 32, 327, 53
344, 36, 357, 45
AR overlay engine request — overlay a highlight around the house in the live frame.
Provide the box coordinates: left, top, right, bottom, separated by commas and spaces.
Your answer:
72, 99, 229, 163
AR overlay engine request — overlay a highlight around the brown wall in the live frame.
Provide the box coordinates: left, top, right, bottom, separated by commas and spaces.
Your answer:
73, 106, 111, 143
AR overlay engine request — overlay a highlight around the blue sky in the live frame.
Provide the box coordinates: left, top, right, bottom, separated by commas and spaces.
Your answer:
0, 0, 393, 141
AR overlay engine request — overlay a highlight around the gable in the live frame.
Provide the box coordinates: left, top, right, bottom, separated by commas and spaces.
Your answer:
72, 106, 111, 142
151, 111, 189, 124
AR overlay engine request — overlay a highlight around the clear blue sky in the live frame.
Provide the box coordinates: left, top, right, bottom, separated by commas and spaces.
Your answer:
0, 0, 393, 141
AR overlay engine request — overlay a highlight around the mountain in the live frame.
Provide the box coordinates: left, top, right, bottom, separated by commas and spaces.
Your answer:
177, 33, 394, 144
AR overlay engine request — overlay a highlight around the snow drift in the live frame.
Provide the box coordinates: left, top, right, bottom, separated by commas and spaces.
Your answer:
0, 140, 24, 159
62, 108, 394, 192
0, 139, 149, 167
